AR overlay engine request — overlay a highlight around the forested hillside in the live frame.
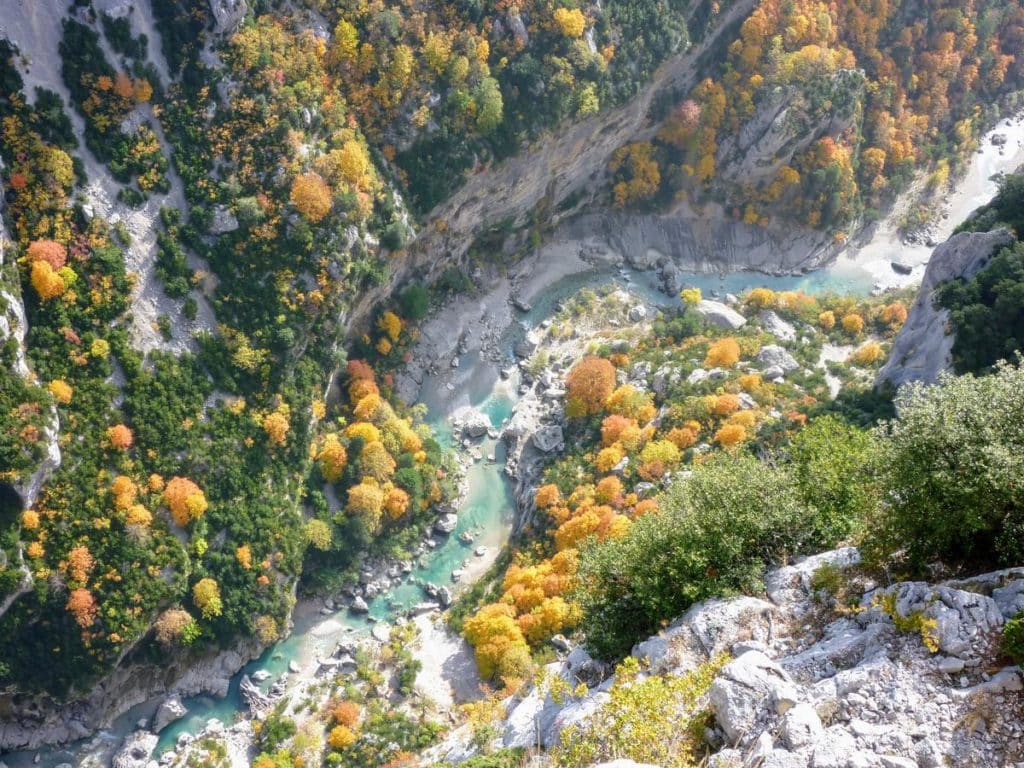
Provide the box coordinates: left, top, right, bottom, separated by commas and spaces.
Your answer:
611, 0, 1024, 232
0, 0, 1020, 759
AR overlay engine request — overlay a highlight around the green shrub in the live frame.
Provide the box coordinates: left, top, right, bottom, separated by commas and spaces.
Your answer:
788, 415, 876, 544
450, 749, 527, 768
866, 360, 1024, 573
1001, 612, 1024, 665
937, 240, 1024, 375
398, 283, 430, 320
574, 453, 825, 659
553, 654, 724, 768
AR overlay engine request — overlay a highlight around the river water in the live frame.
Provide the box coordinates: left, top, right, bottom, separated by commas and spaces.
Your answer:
147, 260, 881, 753
119, 110, 1024, 763
7, 255, 887, 768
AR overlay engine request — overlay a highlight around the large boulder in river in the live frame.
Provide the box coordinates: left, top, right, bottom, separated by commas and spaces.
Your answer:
350, 596, 369, 613
461, 410, 492, 439
435, 513, 459, 534
696, 300, 747, 330
112, 731, 158, 768
153, 694, 187, 732
877, 228, 1014, 390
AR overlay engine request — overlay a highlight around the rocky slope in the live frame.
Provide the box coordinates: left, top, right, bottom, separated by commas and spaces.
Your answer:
429, 547, 1024, 767
876, 228, 1015, 389
0, 186, 59, 624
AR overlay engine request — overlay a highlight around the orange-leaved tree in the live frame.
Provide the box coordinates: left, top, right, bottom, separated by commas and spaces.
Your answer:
67, 588, 98, 628
27, 239, 67, 269
566, 356, 616, 418
164, 476, 208, 526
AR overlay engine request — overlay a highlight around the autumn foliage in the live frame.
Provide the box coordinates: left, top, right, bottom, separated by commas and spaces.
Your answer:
704, 338, 741, 368
67, 589, 98, 628
290, 171, 332, 222
193, 578, 223, 619
27, 239, 67, 269
164, 476, 208, 526
106, 424, 133, 450
566, 357, 616, 418
30, 260, 65, 300
154, 608, 194, 646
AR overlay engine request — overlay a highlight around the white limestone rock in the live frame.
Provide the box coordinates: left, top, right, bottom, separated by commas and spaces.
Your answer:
757, 344, 800, 373
696, 300, 747, 330
758, 309, 797, 341
876, 228, 1014, 389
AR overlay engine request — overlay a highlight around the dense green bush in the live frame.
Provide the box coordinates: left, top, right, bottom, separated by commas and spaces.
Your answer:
574, 453, 825, 659
787, 415, 877, 544
866, 360, 1024, 573
1002, 612, 1024, 666
937, 241, 1024, 374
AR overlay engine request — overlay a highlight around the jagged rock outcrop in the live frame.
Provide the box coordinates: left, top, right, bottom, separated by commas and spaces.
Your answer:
876, 228, 1014, 390
502, 371, 566, 532
153, 694, 187, 732
427, 547, 1024, 768
111, 731, 157, 768
759, 310, 797, 341
757, 344, 801, 373
209, 0, 249, 33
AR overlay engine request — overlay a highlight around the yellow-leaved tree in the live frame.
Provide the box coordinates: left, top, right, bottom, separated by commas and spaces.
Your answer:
566, 357, 616, 418
193, 578, 222, 619
290, 171, 332, 222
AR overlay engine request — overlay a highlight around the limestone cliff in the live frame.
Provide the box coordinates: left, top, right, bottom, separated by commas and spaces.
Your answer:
876, 228, 1015, 390
0, 636, 266, 751
0, 175, 59, 624
428, 548, 1024, 768
347, 0, 802, 332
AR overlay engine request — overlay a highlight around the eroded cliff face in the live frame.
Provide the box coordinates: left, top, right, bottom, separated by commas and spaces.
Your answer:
0, 175, 59, 625
876, 228, 1015, 390
347, 0, 787, 330
0, 180, 61, 513
0, 636, 267, 751
560, 205, 838, 277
